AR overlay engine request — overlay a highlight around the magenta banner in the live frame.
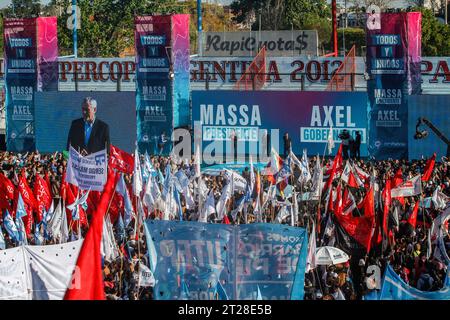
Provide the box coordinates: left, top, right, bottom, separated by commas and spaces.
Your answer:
171, 14, 190, 129
135, 15, 190, 155
37, 17, 58, 92
4, 17, 58, 152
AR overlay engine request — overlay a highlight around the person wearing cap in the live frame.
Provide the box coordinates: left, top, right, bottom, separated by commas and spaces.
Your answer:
67, 97, 111, 156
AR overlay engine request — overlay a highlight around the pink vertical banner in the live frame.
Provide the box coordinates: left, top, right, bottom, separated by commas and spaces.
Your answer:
407, 12, 422, 94
37, 17, 58, 92
171, 14, 190, 128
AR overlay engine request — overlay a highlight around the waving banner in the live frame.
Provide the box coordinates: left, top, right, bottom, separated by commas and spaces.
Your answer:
378, 264, 450, 300
144, 220, 308, 300
66, 146, 107, 191
109, 144, 134, 174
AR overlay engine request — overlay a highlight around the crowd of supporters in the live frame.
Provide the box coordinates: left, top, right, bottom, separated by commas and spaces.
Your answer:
0, 149, 448, 300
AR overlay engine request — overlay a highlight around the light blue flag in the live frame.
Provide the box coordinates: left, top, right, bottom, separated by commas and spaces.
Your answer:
256, 285, 263, 300
16, 192, 27, 219
178, 253, 190, 300
162, 165, 172, 200
144, 152, 158, 178
116, 213, 126, 242
15, 193, 28, 245
15, 217, 28, 246
4, 210, 19, 243
174, 187, 183, 221
157, 169, 165, 186
0, 226, 5, 250
378, 264, 450, 300
71, 204, 80, 221
116, 174, 133, 227
141, 156, 150, 183
215, 280, 229, 300
34, 222, 44, 245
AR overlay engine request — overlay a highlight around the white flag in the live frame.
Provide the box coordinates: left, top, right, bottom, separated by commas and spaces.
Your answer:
275, 205, 290, 223
306, 221, 317, 272
310, 156, 323, 200
342, 189, 357, 215
327, 126, 335, 155
390, 175, 422, 198
60, 200, 69, 243
138, 263, 156, 287
194, 144, 201, 178
432, 186, 449, 210
101, 216, 119, 262
133, 148, 143, 196
224, 169, 247, 193
47, 200, 62, 239
216, 184, 231, 220
300, 150, 312, 183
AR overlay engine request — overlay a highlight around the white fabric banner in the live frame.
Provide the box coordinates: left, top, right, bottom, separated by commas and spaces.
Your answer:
390, 175, 422, 198
138, 263, 155, 287
66, 146, 107, 191
0, 240, 82, 300
224, 170, 247, 193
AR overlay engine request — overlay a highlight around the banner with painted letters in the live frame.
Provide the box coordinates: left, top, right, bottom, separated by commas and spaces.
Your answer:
66, 146, 107, 191
203, 31, 318, 57
144, 220, 308, 300
366, 13, 422, 160
192, 90, 368, 161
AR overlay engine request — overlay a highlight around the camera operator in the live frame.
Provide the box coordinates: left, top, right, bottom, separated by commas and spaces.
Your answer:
338, 129, 351, 160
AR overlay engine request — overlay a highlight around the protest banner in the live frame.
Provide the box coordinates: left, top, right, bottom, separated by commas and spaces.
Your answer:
66, 146, 107, 191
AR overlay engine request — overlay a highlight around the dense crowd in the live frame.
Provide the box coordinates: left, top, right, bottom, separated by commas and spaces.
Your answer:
0, 149, 449, 300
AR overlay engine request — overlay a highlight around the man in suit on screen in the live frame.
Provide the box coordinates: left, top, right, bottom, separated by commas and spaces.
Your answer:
67, 97, 110, 155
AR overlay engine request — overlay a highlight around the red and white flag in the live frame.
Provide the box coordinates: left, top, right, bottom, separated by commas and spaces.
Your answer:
342, 162, 364, 188
342, 188, 357, 216
390, 175, 422, 198
109, 145, 134, 175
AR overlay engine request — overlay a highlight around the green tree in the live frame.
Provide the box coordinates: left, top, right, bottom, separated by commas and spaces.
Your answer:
2, 0, 42, 18
411, 7, 450, 56
51, 0, 183, 57
230, 0, 333, 52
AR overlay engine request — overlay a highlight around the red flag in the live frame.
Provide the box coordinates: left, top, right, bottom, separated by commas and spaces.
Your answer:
324, 144, 343, 192
34, 174, 52, 222
327, 188, 335, 213
334, 184, 343, 216
391, 168, 405, 205
382, 180, 392, 235
223, 214, 231, 225
0, 173, 15, 200
336, 187, 375, 253
64, 170, 118, 300
60, 169, 67, 202
18, 172, 38, 211
0, 173, 14, 212
421, 153, 436, 182
109, 145, 134, 174
408, 201, 419, 229
44, 171, 52, 197
391, 168, 403, 188
108, 193, 123, 225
